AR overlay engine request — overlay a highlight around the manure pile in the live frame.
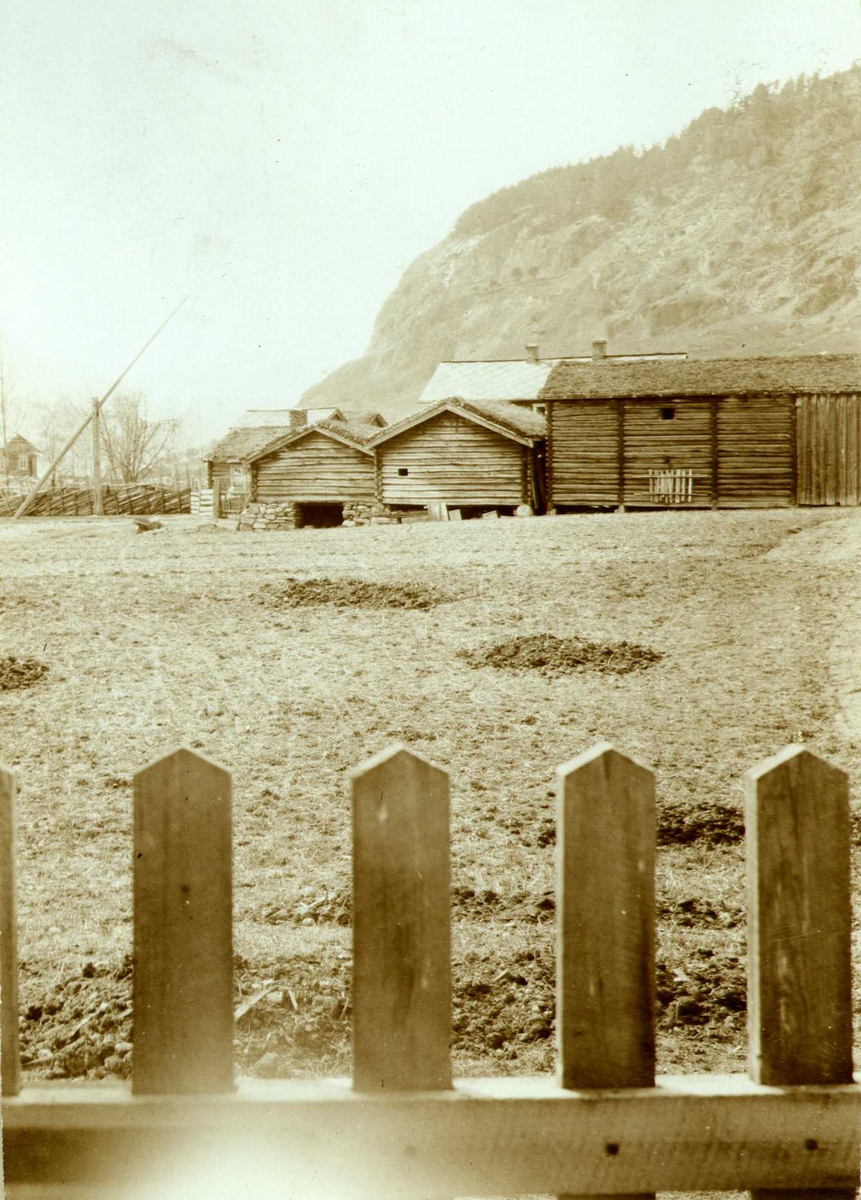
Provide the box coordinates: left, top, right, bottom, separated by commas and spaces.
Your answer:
259, 577, 450, 611
459, 633, 662, 677
0, 655, 49, 692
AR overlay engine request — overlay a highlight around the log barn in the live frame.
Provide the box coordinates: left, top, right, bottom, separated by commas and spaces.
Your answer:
368, 397, 546, 513
245, 413, 386, 525
539, 354, 861, 509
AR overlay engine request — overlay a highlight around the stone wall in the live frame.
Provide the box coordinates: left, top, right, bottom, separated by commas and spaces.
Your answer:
237, 501, 300, 531
342, 501, 399, 527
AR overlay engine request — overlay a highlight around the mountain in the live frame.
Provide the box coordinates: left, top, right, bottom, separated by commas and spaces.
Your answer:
302, 66, 861, 419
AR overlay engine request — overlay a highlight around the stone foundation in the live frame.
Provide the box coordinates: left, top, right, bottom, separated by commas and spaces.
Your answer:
237, 501, 300, 531
342, 501, 399, 527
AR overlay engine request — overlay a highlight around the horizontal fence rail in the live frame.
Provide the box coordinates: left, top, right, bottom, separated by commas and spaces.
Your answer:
1, 743, 860, 1198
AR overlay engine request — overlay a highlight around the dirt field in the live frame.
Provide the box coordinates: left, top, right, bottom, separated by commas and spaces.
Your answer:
2, 507, 860, 1085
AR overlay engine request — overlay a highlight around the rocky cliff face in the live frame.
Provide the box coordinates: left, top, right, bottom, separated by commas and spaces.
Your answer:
302, 67, 861, 419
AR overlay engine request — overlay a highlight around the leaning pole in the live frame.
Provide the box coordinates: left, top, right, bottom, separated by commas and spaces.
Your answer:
12, 296, 189, 520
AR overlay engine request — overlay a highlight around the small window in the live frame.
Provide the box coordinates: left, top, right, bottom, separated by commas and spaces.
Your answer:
398, 467, 409, 477
660, 407, 676, 421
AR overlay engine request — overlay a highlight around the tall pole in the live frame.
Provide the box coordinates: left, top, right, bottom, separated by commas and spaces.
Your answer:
13, 295, 188, 519
91, 397, 103, 516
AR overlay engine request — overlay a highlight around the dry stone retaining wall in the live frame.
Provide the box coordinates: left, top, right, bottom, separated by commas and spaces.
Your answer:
342, 501, 399, 527
237, 501, 300, 531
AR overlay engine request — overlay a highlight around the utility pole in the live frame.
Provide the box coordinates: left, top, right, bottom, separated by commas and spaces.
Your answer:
91, 397, 103, 515
13, 295, 188, 519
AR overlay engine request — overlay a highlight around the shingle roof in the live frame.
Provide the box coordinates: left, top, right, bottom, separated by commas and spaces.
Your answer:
369, 397, 546, 447
420, 353, 688, 403
541, 354, 861, 401
420, 360, 557, 403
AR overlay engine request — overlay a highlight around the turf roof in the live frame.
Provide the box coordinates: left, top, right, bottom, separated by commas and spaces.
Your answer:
370, 396, 546, 445
540, 354, 861, 400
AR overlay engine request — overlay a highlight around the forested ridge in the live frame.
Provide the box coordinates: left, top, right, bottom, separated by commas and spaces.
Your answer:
303, 66, 861, 417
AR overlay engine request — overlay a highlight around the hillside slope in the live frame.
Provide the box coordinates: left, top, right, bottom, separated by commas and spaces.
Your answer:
302, 67, 861, 419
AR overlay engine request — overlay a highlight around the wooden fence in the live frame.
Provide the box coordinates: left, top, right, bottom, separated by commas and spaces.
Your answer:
2, 743, 860, 1197
0, 485, 191, 518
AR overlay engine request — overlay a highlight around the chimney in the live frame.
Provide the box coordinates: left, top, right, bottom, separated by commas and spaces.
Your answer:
289, 409, 307, 430
591, 340, 607, 361
525, 343, 540, 363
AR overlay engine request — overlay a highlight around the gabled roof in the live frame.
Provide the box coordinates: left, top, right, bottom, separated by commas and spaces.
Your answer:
205, 427, 288, 463
368, 397, 546, 448
248, 417, 376, 461
541, 354, 861, 401
2, 434, 38, 454
420, 352, 688, 404
207, 409, 387, 462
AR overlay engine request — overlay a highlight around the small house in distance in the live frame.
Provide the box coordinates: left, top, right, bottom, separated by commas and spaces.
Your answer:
243, 412, 386, 527
1, 435, 39, 479
368, 397, 546, 514
540, 353, 861, 509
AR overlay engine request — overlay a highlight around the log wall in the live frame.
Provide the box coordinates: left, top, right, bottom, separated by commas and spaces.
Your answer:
379, 412, 528, 507
622, 399, 712, 506
550, 401, 619, 505
253, 432, 375, 503
797, 394, 861, 506
716, 396, 794, 507
550, 395, 798, 508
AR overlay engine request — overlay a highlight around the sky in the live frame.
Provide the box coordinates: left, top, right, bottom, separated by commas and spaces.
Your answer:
1, 0, 859, 448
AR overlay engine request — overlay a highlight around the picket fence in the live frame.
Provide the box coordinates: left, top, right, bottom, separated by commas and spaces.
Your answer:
2, 742, 860, 1198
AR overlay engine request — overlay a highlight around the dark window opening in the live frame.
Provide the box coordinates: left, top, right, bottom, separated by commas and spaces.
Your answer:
398, 467, 409, 476
660, 407, 676, 421
295, 503, 344, 528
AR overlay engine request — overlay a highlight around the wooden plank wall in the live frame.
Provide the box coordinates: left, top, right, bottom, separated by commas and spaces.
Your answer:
379, 412, 526, 507
550, 401, 619, 505
623, 399, 712, 506
716, 396, 794, 507
254, 431, 375, 503
797, 394, 861, 506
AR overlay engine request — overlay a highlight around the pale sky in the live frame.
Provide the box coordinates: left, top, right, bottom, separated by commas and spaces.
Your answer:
1, 0, 859, 447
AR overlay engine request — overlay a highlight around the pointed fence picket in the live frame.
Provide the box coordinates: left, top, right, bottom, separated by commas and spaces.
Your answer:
1, 742, 860, 1198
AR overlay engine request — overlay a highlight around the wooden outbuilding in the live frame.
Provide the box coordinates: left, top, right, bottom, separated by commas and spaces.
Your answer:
368, 397, 546, 512
245, 415, 384, 524
1, 435, 39, 479
539, 354, 861, 509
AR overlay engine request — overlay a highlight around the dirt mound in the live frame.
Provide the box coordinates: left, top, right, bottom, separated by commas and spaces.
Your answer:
19, 958, 133, 1081
0, 655, 49, 691
659, 801, 744, 847
459, 634, 662, 677
259, 577, 448, 610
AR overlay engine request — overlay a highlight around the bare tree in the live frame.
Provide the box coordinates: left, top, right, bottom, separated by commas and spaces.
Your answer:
36, 399, 91, 483
99, 392, 179, 483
